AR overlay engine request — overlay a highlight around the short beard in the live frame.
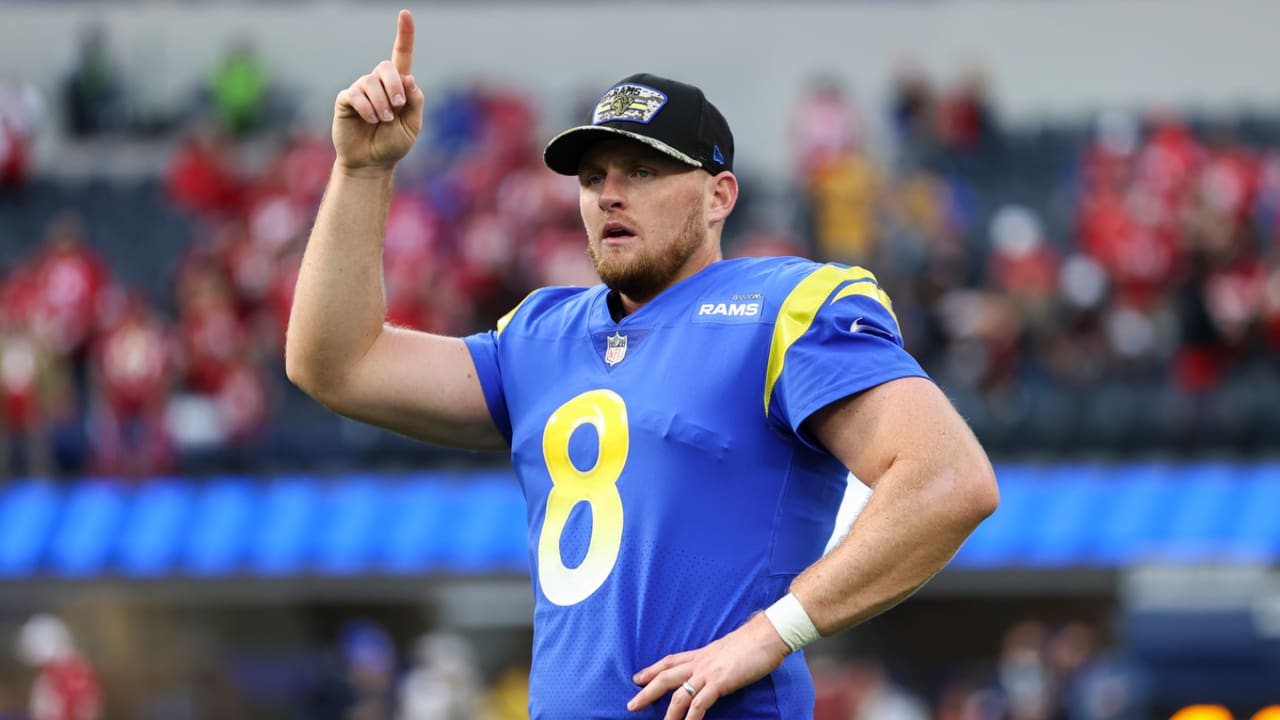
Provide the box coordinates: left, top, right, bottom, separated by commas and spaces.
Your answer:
589, 203, 706, 303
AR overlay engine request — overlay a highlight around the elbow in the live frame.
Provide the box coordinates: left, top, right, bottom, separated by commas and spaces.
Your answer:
925, 451, 998, 534
977, 470, 1001, 521
283, 342, 335, 404
286, 362, 344, 411
910, 453, 999, 534
283, 343, 313, 393
283, 321, 382, 410
961, 461, 1000, 529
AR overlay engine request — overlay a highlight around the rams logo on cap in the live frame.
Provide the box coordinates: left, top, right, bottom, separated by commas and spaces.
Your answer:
593, 84, 668, 125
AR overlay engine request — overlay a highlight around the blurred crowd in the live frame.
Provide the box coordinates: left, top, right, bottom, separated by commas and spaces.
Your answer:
293, 620, 530, 720
811, 618, 1146, 720
1, 611, 1146, 720
5, 615, 101, 720
789, 66, 1280, 456
1, 28, 588, 478
2, 29, 1280, 479
1, 612, 530, 720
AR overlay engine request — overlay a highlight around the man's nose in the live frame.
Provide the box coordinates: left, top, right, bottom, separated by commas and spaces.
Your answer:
597, 173, 626, 210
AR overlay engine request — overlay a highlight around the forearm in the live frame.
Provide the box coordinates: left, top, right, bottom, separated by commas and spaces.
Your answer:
629, 454, 994, 716
285, 165, 395, 395
788, 458, 994, 636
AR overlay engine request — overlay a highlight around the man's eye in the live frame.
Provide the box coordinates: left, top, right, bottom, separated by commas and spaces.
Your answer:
634, 168, 654, 178
583, 174, 604, 186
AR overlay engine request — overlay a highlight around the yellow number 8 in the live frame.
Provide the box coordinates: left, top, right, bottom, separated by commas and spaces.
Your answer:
537, 389, 629, 606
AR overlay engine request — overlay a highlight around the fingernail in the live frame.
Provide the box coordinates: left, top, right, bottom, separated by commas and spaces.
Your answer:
632, 673, 641, 683
393, 94, 405, 107
381, 110, 394, 122
626, 701, 635, 711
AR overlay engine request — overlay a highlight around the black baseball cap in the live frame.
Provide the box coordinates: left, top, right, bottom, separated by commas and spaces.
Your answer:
543, 73, 735, 176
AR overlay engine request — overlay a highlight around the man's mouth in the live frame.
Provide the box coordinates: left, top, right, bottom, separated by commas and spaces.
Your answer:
601, 221, 637, 244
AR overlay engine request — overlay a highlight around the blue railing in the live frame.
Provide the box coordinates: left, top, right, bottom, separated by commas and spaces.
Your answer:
1, 462, 1278, 579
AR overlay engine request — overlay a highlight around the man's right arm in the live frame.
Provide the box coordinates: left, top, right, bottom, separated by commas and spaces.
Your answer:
284, 10, 507, 452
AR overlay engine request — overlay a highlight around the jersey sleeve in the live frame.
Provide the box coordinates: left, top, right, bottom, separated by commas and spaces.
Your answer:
462, 291, 538, 446
763, 263, 929, 451
463, 329, 511, 445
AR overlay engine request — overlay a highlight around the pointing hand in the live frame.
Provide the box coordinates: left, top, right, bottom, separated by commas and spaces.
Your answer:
331, 9, 425, 172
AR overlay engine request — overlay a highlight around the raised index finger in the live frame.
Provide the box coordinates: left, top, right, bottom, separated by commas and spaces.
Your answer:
391, 9, 414, 75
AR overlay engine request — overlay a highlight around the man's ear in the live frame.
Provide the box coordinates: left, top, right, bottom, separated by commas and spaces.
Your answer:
707, 171, 739, 223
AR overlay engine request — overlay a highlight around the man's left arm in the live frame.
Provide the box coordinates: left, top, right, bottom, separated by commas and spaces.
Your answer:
628, 376, 998, 720
789, 375, 998, 634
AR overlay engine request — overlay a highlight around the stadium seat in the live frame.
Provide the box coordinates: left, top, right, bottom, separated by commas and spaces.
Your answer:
1092, 463, 1175, 566
378, 473, 456, 574
1025, 463, 1109, 567
1157, 462, 1238, 564
180, 477, 258, 576
116, 479, 193, 577
1225, 462, 1280, 562
312, 475, 388, 576
47, 479, 128, 577
246, 475, 319, 577
0, 480, 62, 577
446, 471, 528, 574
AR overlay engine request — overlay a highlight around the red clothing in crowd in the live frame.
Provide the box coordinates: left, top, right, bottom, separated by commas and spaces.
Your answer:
1078, 188, 1180, 306
29, 655, 101, 720
27, 234, 111, 358
180, 300, 246, 394
96, 312, 170, 416
175, 266, 249, 394
1135, 118, 1202, 205
0, 80, 41, 189
91, 300, 173, 476
166, 130, 243, 218
0, 120, 31, 188
272, 130, 335, 204
1, 274, 38, 432
1198, 144, 1259, 222
991, 243, 1060, 301
480, 90, 536, 169
215, 358, 269, 443
1, 330, 43, 433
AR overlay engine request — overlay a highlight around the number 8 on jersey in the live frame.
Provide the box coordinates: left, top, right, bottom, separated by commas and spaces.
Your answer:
537, 389, 629, 606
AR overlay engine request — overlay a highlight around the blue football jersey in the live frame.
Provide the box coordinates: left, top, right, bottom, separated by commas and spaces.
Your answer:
464, 256, 928, 719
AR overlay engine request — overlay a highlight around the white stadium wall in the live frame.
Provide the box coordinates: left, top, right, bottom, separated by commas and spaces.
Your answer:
0, 0, 1275, 175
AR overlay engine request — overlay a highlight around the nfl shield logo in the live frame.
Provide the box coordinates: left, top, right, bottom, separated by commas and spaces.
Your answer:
604, 333, 628, 366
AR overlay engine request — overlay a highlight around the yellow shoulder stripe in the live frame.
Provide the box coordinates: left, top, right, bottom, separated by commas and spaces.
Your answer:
829, 280, 899, 330
763, 265, 897, 417
495, 291, 537, 337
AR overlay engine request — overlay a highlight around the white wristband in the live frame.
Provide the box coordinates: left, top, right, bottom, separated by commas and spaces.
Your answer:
763, 593, 821, 653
